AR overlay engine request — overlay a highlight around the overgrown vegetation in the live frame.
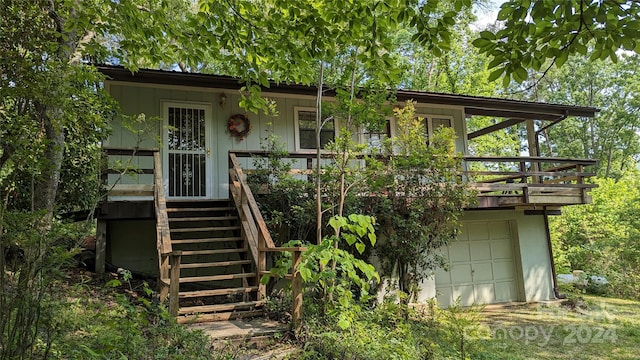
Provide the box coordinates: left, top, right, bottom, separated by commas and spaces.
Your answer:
551, 172, 640, 300
368, 101, 474, 295
0, 218, 225, 359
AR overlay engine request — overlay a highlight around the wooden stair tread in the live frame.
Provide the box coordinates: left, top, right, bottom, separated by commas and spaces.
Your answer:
171, 237, 243, 244
178, 300, 265, 315
179, 272, 256, 283
176, 310, 263, 323
179, 248, 247, 256
168, 216, 238, 222
171, 260, 252, 269
179, 286, 259, 298
166, 207, 235, 212
170, 225, 241, 233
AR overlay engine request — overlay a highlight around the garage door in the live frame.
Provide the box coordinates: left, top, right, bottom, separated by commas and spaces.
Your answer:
435, 220, 521, 307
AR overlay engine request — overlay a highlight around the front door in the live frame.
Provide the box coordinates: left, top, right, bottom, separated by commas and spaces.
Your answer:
163, 102, 213, 199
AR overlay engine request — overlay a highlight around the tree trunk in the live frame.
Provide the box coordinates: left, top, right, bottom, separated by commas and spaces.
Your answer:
315, 62, 324, 244
33, 106, 65, 226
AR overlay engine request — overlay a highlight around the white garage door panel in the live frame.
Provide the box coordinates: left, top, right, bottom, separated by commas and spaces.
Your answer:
436, 220, 521, 307
453, 285, 474, 305
451, 264, 473, 283
492, 240, 513, 259
493, 260, 515, 280
450, 242, 471, 262
467, 223, 489, 240
495, 281, 517, 302
472, 262, 494, 282
489, 221, 511, 239
470, 242, 491, 261
474, 283, 495, 304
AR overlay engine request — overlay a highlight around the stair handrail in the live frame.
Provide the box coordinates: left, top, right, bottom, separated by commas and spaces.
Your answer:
228, 153, 276, 300
153, 151, 173, 300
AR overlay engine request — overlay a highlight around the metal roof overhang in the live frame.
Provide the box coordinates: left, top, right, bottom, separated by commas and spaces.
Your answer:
96, 65, 598, 122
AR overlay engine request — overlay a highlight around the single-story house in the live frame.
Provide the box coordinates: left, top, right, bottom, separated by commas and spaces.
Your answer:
95, 65, 597, 322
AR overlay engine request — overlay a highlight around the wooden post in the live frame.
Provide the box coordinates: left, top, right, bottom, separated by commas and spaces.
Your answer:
291, 250, 303, 333
526, 120, 540, 183
96, 220, 107, 275
576, 164, 585, 203
257, 234, 267, 300
169, 250, 182, 317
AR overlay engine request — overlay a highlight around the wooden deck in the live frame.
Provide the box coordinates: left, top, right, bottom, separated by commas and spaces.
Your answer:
230, 150, 597, 209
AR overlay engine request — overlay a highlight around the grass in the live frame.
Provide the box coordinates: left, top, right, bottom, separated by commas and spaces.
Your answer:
477, 295, 640, 359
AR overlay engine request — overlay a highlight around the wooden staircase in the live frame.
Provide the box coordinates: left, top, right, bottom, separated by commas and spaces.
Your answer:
166, 199, 264, 323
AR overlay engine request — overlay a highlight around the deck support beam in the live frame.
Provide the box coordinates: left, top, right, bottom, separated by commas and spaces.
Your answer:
526, 120, 540, 183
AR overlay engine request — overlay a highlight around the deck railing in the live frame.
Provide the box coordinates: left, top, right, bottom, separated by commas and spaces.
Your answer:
101, 147, 174, 300
229, 150, 598, 208
228, 152, 305, 330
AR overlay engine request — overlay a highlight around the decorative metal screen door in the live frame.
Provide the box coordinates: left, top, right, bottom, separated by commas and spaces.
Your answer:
163, 103, 212, 199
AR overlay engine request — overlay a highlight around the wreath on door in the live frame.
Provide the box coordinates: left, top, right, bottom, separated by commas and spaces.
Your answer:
228, 114, 251, 140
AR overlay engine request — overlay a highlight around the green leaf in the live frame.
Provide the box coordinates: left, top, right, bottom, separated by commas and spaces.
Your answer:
472, 38, 492, 48
502, 73, 511, 88
368, 232, 377, 246
337, 316, 350, 330
488, 68, 503, 82
514, 66, 528, 82
260, 274, 271, 285
479, 30, 496, 41
328, 216, 347, 232
299, 267, 312, 281
355, 242, 365, 254
343, 233, 357, 246
555, 52, 569, 68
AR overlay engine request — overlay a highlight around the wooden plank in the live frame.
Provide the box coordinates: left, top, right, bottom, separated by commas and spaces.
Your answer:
170, 237, 243, 245
169, 251, 182, 317
528, 195, 583, 204
230, 149, 598, 167
170, 260, 251, 269
180, 248, 247, 256
102, 147, 159, 156
467, 118, 526, 140
176, 310, 264, 324
467, 170, 595, 178
178, 299, 265, 315
259, 247, 308, 252
95, 220, 107, 275
179, 272, 256, 283
471, 183, 526, 192
291, 250, 303, 333
169, 225, 241, 233
166, 207, 235, 212
168, 216, 238, 222
103, 169, 155, 175
109, 184, 154, 196
154, 152, 172, 257
179, 286, 259, 298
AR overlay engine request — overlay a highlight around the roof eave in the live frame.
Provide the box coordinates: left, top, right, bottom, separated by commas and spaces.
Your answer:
96, 65, 598, 120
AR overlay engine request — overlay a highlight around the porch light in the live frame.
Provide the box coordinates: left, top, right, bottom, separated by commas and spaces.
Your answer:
219, 93, 227, 108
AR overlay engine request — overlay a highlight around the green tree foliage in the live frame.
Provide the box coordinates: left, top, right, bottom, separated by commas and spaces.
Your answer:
524, 55, 640, 178
551, 172, 640, 299
265, 215, 379, 330
368, 101, 474, 295
474, 0, 640, 85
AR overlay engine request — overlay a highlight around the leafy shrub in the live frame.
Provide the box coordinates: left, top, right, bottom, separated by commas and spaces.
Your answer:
551, 173, 640, 299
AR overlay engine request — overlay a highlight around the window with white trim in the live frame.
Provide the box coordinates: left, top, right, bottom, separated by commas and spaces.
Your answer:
363, 119, 392, 150
295, 107, 335, 150
420, 114, 453, 141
